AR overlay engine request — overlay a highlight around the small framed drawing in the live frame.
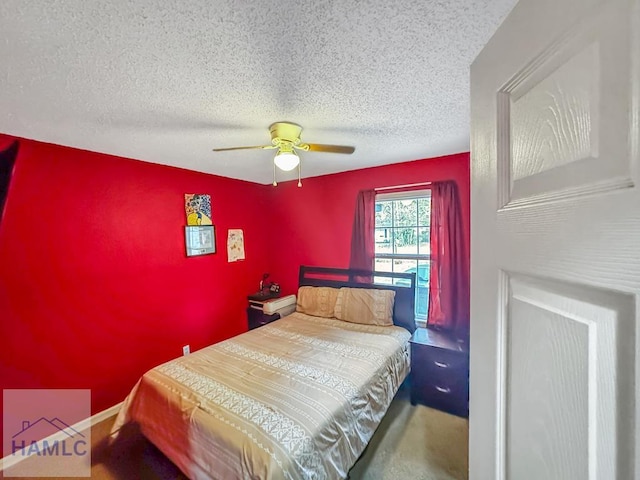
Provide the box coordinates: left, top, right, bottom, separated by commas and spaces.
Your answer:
185, 225, 216, 256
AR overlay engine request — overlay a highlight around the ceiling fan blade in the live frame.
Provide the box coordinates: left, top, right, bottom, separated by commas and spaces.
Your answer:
212, 145, 275, 152
304, 143, 355, 154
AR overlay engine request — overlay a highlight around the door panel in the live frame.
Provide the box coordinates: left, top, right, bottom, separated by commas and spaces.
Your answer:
508, 290, 590, 479
510, 42, 599, 181
470, 0, 639, 478
505, 275, 635, 479
497, 0, 634, 209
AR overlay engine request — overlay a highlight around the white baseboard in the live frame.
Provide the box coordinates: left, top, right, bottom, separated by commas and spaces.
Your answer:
0, 401, 123, 471
87, 402, 123, 426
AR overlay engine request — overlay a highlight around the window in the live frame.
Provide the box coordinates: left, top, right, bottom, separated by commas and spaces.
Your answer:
374, 190, 431, 321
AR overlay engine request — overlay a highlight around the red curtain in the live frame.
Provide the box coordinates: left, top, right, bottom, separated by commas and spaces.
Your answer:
427, 181, 470, 338
349, 189, 376, 273
0, 140, 19, 226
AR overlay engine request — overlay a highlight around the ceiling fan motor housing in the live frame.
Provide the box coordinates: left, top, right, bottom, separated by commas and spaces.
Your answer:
269, 122, 303, 148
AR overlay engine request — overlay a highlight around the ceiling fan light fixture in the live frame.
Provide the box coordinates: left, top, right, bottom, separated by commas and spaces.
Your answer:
273, 151, 300, 171
212, 122, 354, 183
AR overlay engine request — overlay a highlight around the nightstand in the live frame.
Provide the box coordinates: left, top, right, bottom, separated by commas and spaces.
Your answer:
247, 307, 280, 330
247, 294, 281, 330
246, 294, 297, 330
410, 327, 469, 417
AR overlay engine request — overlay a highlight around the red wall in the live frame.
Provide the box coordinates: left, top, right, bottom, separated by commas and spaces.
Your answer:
0, 135, 271, 417
266, 153, 470, 296
0, 136, 469, 427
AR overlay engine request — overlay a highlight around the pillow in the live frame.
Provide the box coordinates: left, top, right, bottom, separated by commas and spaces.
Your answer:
296, 286, 340, 318
334, 287, 396, 326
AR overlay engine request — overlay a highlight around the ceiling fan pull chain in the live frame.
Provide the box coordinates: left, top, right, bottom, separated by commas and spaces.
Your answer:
273, 160, 278, 186
297, 158, 302, 188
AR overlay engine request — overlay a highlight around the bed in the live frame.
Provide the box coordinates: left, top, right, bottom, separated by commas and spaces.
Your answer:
110, 266, 416, 480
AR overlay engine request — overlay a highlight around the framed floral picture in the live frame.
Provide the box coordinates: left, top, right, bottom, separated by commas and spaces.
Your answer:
185, 225, 216, 256
184, 194, 212, 225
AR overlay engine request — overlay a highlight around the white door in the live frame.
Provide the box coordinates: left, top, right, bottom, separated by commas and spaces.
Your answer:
470, 0, 639, 478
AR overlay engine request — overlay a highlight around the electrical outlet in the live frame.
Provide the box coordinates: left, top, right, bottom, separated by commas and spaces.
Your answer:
182, 345, 190, 356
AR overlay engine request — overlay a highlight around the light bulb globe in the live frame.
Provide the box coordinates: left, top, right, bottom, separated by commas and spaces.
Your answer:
274, 152, 300, 171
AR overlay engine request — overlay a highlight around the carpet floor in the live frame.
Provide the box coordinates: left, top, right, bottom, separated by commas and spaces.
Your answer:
2, 385, 468, 480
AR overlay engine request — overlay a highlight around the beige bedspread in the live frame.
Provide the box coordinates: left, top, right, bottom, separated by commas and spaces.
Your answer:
111, 313, 411, 480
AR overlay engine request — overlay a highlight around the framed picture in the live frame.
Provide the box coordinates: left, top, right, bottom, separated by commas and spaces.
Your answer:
185, 225, 216, 256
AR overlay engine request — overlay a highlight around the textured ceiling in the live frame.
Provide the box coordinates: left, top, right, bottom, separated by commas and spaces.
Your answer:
0, 0, 517, 184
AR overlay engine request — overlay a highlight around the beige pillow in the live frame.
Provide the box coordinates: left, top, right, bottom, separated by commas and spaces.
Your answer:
334, 287, 395, 326
296, 286, 340, 318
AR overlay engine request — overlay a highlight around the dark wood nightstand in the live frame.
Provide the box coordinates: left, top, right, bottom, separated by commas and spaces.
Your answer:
247, 294, 297, 330
247, 308, 280, 330
410, 327, 469, 417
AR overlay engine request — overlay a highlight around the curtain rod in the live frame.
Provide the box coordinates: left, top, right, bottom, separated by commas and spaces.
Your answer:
374, 181, 432, 192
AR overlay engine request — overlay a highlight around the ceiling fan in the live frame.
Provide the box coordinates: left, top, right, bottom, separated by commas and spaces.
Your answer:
212, 122, 355, 186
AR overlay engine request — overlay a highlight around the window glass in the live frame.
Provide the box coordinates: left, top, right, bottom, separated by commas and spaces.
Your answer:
374, 258, 393, 285
418, 227, 430, 255
375, 201, 392, 227
393, 199, 417, 227
394, 227, 418, 255
374, 190, 431, 321
418, 197, 430, 226
374, 228, 393, 254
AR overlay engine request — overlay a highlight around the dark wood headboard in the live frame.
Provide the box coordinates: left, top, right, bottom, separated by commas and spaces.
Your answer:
298, 265, 417, 333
